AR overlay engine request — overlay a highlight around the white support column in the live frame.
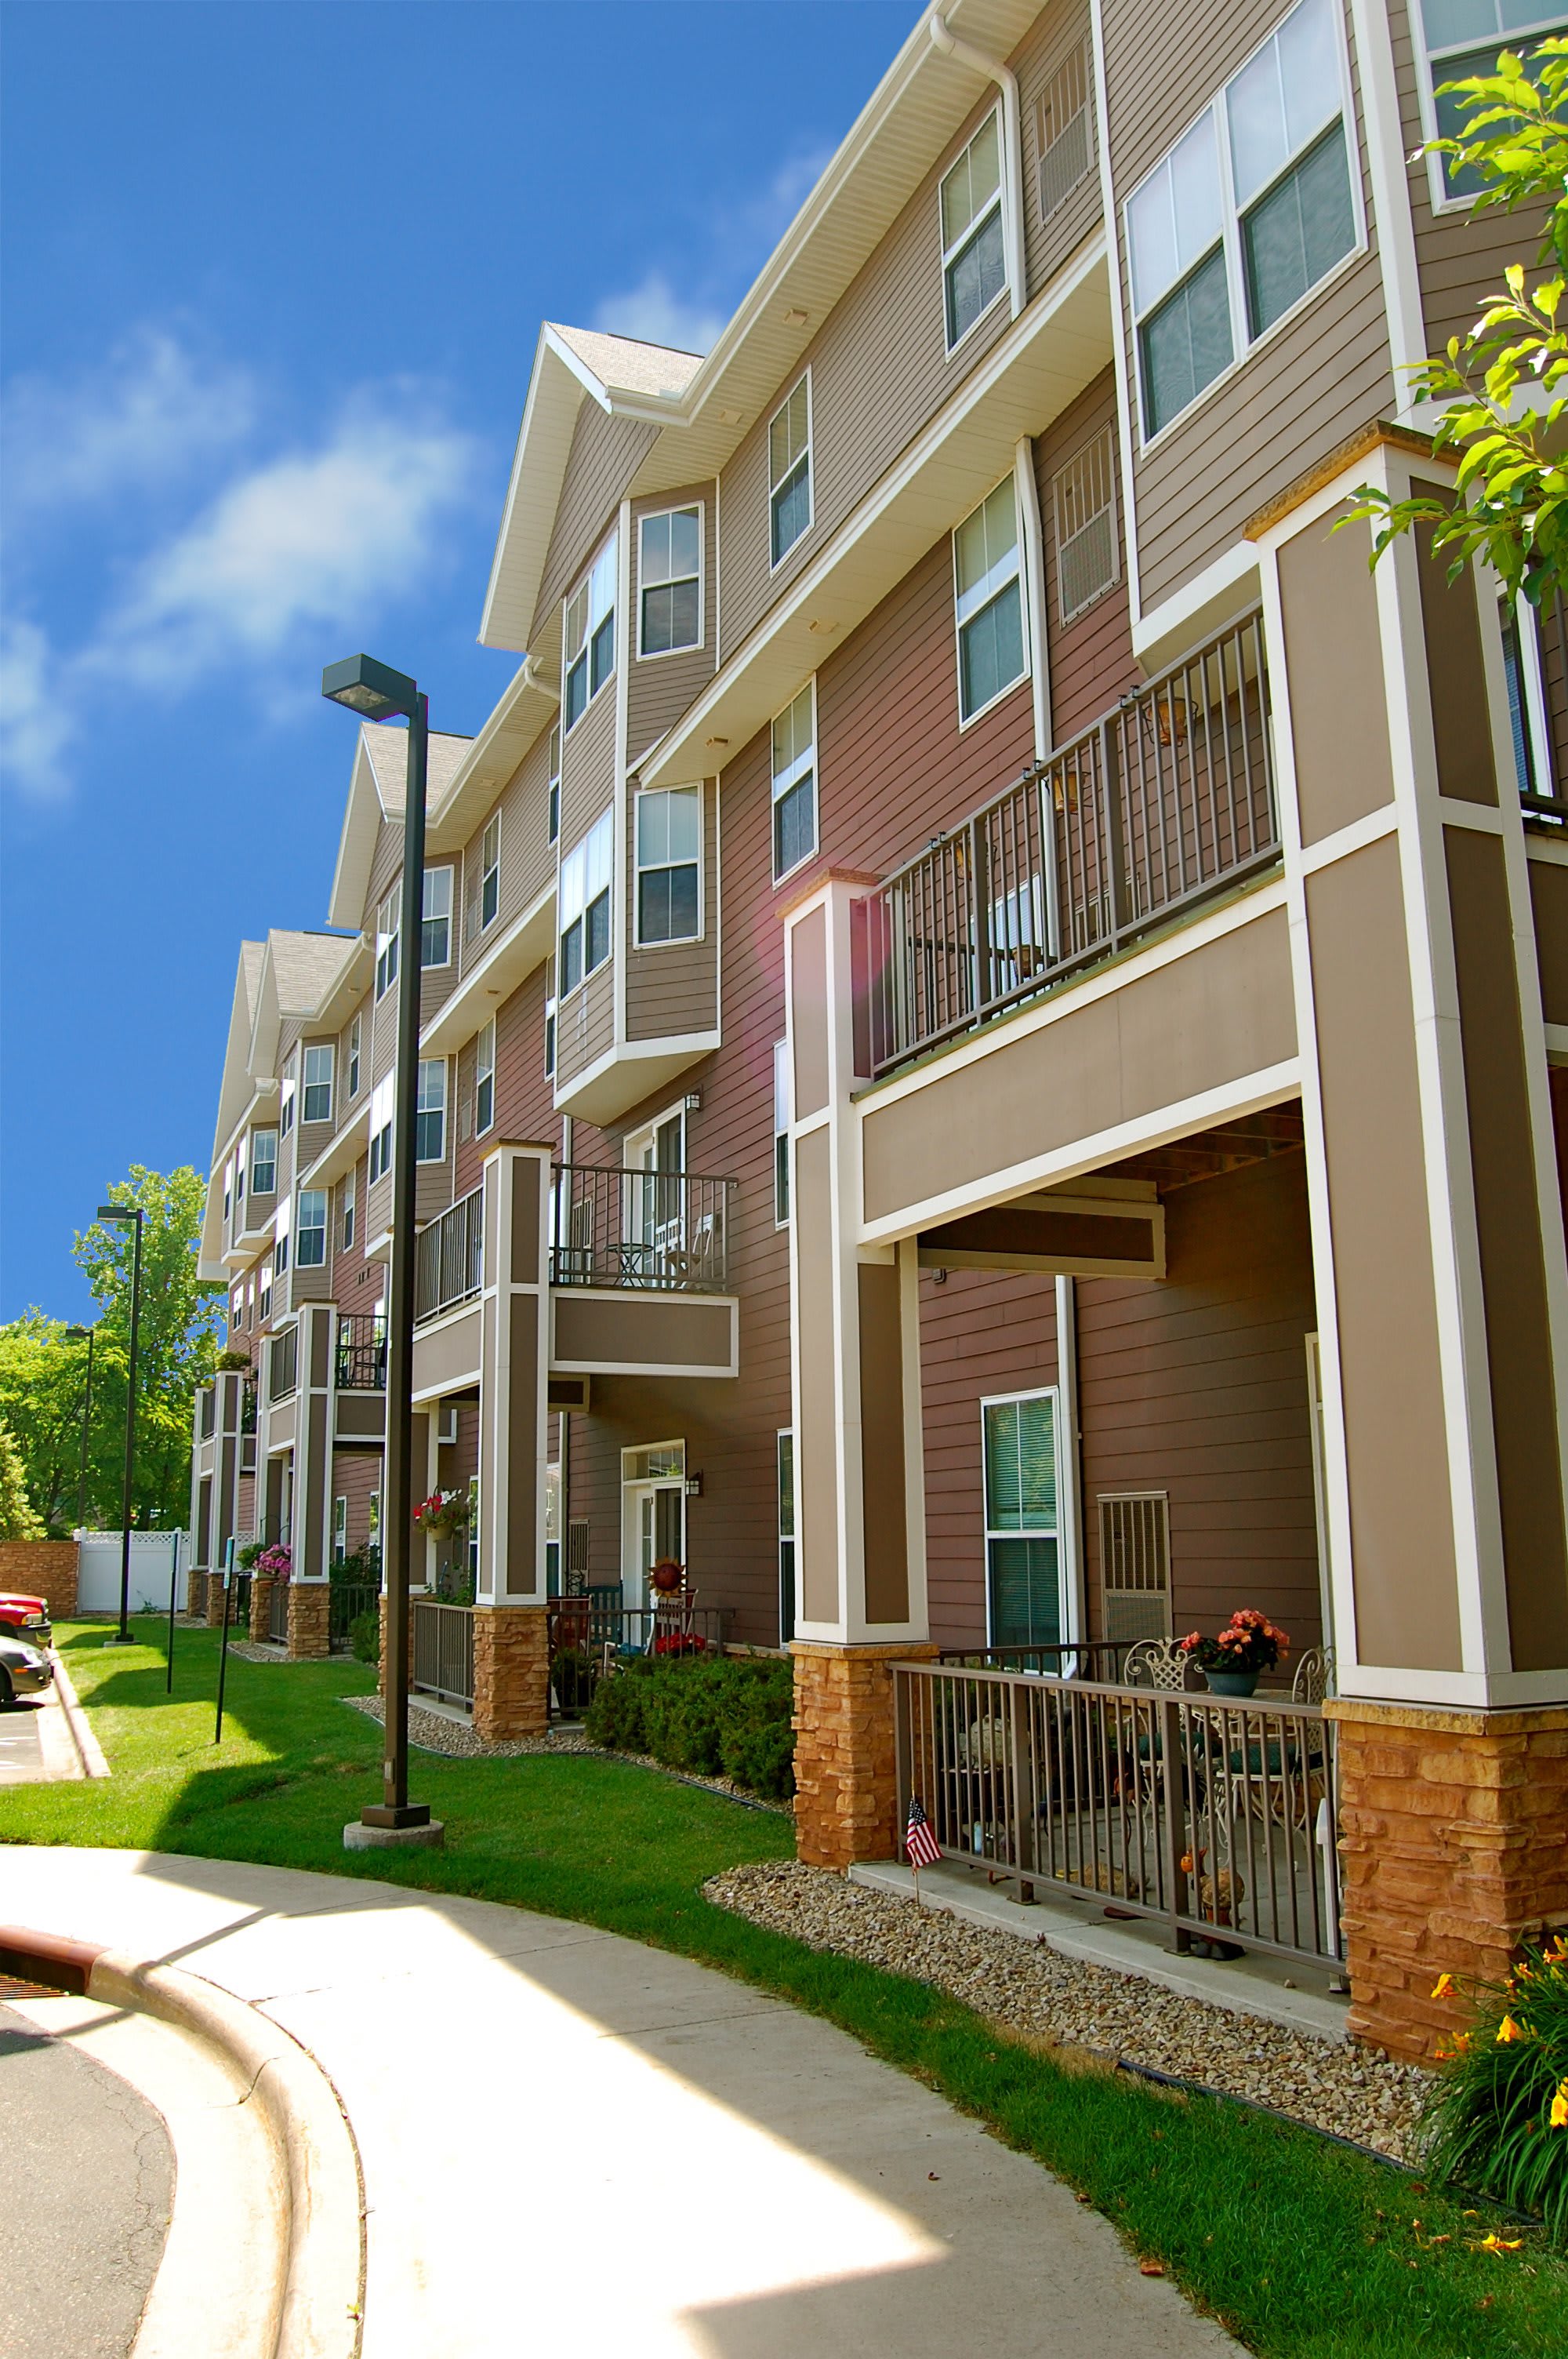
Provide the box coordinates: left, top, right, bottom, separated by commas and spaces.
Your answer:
472, 1140, 554, 1740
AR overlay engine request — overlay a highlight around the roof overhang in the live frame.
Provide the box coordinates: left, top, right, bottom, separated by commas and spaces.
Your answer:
426, 659, 559, 855
299, 1096, 371, 1194
419, 881, 556, 1057
328, 731, 392, 931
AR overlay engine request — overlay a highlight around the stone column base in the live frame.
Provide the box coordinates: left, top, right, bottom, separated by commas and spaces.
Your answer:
1329, 1696, 1568, 2061
187, 1572, 207, 1621
472, 1606, 549, 1741
287, 1583, 331, 1660
205, 1575, 228, 1628
790, 1641, 939, 1870
249, 1575, 274, 1645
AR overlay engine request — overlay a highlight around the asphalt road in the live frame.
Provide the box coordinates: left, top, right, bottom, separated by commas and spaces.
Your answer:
0, 1992, 172, 2359
0, 1703, 45, 1784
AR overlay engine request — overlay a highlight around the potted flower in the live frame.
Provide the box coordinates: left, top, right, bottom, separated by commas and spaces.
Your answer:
415, 1489, 469, 1536
1178, 1609, 1289, 1698
256, 1543, 292, 1583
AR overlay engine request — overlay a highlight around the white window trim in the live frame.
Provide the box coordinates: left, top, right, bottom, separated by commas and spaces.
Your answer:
347, 1015, 361, 1100
296, 1188, 328, 1268
421, 865, 454, 971
1123, 0, 1366, 454
332, 1495, 347, 1565
623, 1100, 688, 1173
777, 1427, 796, 1643
562, 530, 618, 732
368, 1075, 394, 1185
637, 502, 706, 660
415, 1058, 448, 1165
979, 1384, 1065, 1649
941, 102, 1012, 356
474, 1016, 496, 1138
251, 1130, 278, 1197
771, 676, 818, 887
953, 475, 1031, 732
480, 812, 502, 931
544, 967, 557, 1080
342, 1169, 356, 1249
633, 784, 705, 947
773, 1040, 791, 1228
1413, 8, 1566, 217
768, 371, 814, 576
376, 888, 401, 1001
301, 1043, 334, 1126
546, 724, 561, 846
557, 809, 615, 1004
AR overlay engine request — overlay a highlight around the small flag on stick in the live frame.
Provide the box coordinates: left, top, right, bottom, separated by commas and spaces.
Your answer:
906, 1794, 941, 1905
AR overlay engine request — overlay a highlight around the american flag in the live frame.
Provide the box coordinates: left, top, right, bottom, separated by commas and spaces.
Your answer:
906, 1795, 942, 1870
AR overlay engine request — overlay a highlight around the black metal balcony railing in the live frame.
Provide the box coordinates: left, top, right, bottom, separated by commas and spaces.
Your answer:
415, 1187, 484, 1324
336, 1314, 387, 1391
867, 612, 1277, 1077
550, 1166, 737, 1293
267, 1325, 298, 1403
199, 1389, 216, 1438
240, 1384, 258, 1434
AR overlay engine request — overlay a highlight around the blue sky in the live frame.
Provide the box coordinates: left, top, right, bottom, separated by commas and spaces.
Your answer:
0, 0, 914, 1321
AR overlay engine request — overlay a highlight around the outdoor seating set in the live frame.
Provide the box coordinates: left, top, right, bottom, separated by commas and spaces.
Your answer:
546, 1562, 728, 1718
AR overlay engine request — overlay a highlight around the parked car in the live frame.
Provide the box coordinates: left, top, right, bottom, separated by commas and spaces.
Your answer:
0, 1635, 54, 1707
0, 1592, 52, 1650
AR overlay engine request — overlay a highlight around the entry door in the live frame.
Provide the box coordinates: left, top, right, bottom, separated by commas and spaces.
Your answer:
633, 1111, 685, 1279
621, 1480, 685, 1608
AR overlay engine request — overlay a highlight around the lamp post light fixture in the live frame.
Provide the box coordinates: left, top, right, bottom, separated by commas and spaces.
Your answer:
94, 1206, 144, 1645
322, 654, 440, 1847
62, 1323, 96, 1538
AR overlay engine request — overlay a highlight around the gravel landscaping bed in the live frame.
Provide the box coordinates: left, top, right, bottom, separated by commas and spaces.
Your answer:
706, 1858, 1432, 2164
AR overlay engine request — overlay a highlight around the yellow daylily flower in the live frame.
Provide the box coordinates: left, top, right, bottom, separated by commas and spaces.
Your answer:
1431, 1973, 1455, 2000
1549, 2081, 1568, 2130
1496, 2015, 1524, 2043
1476, 2234, 1524, 2254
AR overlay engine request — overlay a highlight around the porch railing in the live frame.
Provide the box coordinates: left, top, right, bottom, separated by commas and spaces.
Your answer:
550, 1167, 737, 1293
267, 1578, 289, 1645
867, 612, 1276, 1077
336, 1314, 387, 1390
550, 1596, 732, 1656
267, 1326, 298, 1402
415, 1187, 484, 1324
329, 1580, 379, 1648
895, 1659, 1341, 1972
412, 1598, 474, 1707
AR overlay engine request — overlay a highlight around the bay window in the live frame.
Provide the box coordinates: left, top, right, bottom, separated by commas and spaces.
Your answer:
635, 787, 702, 943
475, 1018, 495, 1137
564, 533, 617, 730
296, 1189, 327, 1268
954, 478, 1027, 722
368, 1076, 393, 1184
639, 506, 702, 655
1420, 5, 1566, 201
771, 684, 817, 881
481, 812, 501, 929
416, 1060, 447, 1163
559, 809, 614, 994
302, 1044, 333, 1125
376, 888, 399, 999
422, 867, 452, 968
251, 1130, 277, 1196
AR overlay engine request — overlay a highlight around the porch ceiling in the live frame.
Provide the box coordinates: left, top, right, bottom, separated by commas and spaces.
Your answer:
1099, 1102, 1305, 1195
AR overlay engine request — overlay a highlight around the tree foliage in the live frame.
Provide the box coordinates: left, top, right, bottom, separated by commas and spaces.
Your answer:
0, 1419, 45, 1542
1346, 40, 1568, 607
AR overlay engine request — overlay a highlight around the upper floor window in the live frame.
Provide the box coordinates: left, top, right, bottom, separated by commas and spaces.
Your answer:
1420, 5, 1566, 200
296, 1188, 328, 1269
376, 887, 399, 999
422, 867, 452, 969
639, 507, 702, 655
1052, 427, 1121, 624
368, 1076, 393, 1184
1127, 0, 1356, 441
1036, 42, 1093, 223
773, 1040, 791, 1225
223, 1158, 232, 1224
769, 376, 812, 567
274, 1194, 292, 1277
559, 809, 613, 995
251, 1130, 278, 1196
341, 1169, 356, 1250
347, 1015, 361, 1099
302, 1045, 333, 1125
954, 478, 1027, 722
564, 533, 616, 730
279, 1069, 296, 1137
235, 1159, 244, 1210
416, 1060, 447, 1163
547, 723, 561, 845
635, 787, 702, 943
481, 812, 501, 929
544, 963, 557, 1080
771, 684, 817, 881
475, 1017, 496, 1137
942, 110, 1008, 349
259, 1257, 273, 1321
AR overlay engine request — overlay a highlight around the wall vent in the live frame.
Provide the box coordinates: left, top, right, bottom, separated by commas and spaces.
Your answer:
1035, 40, 1092, 222
1052, 425, 1120, 626
1098, 1491, 1171, 1642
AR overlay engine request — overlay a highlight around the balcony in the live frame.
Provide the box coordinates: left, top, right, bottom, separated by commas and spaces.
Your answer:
336, 1313, 387, 1390
268, 1325, 299, 1403
550, 1166, 735, 1293
415, 1186, 484, 1325
866, 613, 1277, 1078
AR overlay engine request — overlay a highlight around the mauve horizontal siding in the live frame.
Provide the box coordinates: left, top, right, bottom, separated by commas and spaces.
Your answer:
459, 726, 554, 980
1016, 0, 1104, 295
557, 959, 615, 1087
532, 405, 656, 645
331, 1448, 383, 1561
454, 965, 559, 1204
625, 778, 718, 1041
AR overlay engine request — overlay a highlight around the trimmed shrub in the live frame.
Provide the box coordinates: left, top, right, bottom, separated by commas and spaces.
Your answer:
1425, 1936, 1568, 2241
584, 1652, 795, 1800
349, 1608, 379, 1665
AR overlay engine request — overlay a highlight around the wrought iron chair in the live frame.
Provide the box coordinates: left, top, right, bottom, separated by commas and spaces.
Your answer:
1291, 1645, 1335, 1704
1122, 1637, 1189, 1691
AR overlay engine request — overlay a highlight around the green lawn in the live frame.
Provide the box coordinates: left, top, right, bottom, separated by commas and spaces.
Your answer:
5, 1620, 1563, 2359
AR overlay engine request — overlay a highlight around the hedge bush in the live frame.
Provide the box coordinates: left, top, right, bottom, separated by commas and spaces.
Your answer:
583, 1652, 795, 1799
349, 1608, 379, 1665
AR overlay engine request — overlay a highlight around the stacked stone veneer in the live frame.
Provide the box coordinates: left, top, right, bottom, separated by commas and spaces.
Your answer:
187, 1571, 207, 1621
472, 1606, 548, 1742
287, 1583, 330, 1660
205, 1574, 228, 1628
0, 1541, 78, 1620
249, 1574, 274, 1645
791, 1641, 939, 1870
1330, 1698, 1568, 2061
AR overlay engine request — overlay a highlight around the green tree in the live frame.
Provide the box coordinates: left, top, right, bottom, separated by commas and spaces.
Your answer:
0, 1419, 45, 1541
0, 1313, 94, 1536
1347, 40, 1568, 605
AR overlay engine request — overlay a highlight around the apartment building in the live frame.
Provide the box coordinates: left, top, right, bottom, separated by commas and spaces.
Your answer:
191, 0, 1568, 2057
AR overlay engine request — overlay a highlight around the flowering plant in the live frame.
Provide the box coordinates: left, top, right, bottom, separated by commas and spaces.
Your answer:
653, 1631, 706, 1656
1425, 1934, 1568, 2243
1178, 1609, 1289, 1675
415, 1488, 469, 1536
256, 1543, 292, 1581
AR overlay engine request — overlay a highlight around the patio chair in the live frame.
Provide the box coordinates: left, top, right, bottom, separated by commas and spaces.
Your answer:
1291, 1645, 1334, 1704
1123, 1637, 1189, 1691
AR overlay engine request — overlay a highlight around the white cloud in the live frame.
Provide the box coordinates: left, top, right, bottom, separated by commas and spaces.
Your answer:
0, 619, 75, 805
3, 327, 256, 516
590, 272, 724, 357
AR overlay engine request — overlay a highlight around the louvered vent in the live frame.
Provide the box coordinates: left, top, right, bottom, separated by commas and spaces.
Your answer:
1052, 426, 1120, 625
1098, 1492, 1171, 1642
1036, 41, 1092, 221
566, 1519, 590, 1590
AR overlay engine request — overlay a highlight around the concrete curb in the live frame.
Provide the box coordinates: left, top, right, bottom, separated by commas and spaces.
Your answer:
50, 1650, 111, 1777
0, 1925, 363, 2359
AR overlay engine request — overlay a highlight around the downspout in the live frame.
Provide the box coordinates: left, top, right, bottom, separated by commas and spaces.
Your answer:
928, 13, 1025, 321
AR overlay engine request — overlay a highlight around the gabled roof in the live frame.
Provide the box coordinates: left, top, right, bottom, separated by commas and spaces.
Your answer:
245, 929, 359, 1085
327, 721, 472, 930
479, 0, 1040, 652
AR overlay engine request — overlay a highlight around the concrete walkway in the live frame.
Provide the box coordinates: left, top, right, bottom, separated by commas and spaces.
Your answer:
0, 1848, 1240, 2358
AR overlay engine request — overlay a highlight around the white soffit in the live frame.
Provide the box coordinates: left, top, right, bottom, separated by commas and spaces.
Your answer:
326, 722, 470, 928
426, 660, 560, 855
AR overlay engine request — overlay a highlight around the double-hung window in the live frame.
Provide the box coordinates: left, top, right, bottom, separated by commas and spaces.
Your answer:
481, 814, 501, 929
333, 1496, 347, 1566
376, 889, 399, 998
1127, 0, 1356, 440
235, 1161, 245, 1216
639, 507, 702, 654
768, 377, 811, 567
260, 1258, 273, 1321
635, 787, 701, 943
982, 1390, 1062, 1648
544, 963, 557, 1079
302, 1045, 333, 1125
341, 1169, 355, 1250
1419, 5, 1566, 200
954, 478, 1027, 722
771, 684, 817, 881
223, 1160, 232, 1224
563, 534, 617, 730
274, 1194, 292, 1277
347, 1016, 361, 1099
296, 1189, 327, 1268
280, 1070, 296, 1137
942, 110, 1008, 348
773, 1041, 791, 1225
251, 1130, 277, 1196
421, 867, 452, 968
546, 724, 561, 845
415, 1060, 447, 1163
474, 1018, 495, 1137
559, 809, 613, 994
368, 1076, 394, 1184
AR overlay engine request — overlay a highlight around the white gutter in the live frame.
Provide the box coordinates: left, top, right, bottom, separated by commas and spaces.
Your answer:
928, 14, 1025, 322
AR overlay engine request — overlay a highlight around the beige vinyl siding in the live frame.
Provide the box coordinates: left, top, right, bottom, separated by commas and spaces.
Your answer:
532, 404, 657, 646
717, 88, 1018, 667
452, 963, 558, 1201
559, 674, 618, 850
556, 957, 615, 1088
274, 1020, 302, 1199
338, 990, 372, 1123
1103, 0, 1395, 609
628, 481, 717, 760
1036, 368, 1141, 742
625, 777, 719, 1042
1016, 0, 1105, 295
459, 724, 555, 977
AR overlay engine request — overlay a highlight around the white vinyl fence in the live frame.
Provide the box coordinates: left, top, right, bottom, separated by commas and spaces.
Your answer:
74, 1531, 188, 1616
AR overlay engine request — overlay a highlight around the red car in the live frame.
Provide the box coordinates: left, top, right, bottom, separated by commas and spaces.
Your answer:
0, 1592, 53, 1651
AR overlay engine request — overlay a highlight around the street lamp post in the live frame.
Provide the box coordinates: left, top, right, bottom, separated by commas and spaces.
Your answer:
321, 654, 437, 1843
95, 1206, 144, 1645
62, 1323, 96, 1537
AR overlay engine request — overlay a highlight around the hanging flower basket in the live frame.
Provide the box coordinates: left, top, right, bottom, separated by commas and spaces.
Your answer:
256, 1543, 292, 1583
416, 1488, 470, 1537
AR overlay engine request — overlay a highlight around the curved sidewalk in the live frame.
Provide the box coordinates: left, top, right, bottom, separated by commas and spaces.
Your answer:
2, 1847, 1240, 2359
